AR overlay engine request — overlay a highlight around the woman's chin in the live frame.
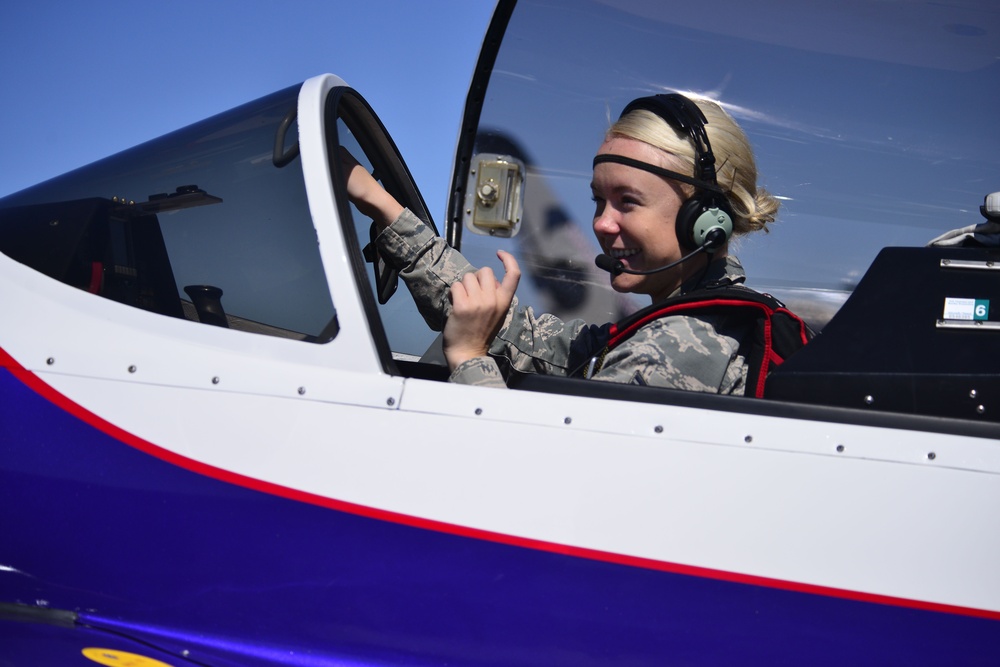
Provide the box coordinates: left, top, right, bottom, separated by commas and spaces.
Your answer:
610, 272, 644, 294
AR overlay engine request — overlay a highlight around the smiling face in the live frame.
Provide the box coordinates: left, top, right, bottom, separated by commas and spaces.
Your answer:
592, 136, 719, 302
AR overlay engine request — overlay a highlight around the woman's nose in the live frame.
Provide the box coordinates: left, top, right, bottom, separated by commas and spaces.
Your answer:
593, 210, 619, 234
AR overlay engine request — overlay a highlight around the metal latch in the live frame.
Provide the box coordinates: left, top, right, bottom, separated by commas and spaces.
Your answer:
463, 153, 525, 237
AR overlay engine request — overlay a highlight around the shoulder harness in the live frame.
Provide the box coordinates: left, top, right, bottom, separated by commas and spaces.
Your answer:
586, 285, 814, 397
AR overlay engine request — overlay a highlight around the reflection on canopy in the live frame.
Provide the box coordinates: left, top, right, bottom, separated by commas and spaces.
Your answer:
457, 0, 999, 329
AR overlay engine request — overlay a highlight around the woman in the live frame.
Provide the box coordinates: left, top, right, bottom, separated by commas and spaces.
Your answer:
345, 93, 780, 394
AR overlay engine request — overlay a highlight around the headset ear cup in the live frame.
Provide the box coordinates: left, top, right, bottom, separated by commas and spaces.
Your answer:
674, 196, 702, 250
676, 195, 733, 251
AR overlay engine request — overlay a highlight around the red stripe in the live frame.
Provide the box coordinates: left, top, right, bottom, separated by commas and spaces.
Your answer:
2, 345, 998, 622
753, 316, 773, 398
775, 306, 812, 345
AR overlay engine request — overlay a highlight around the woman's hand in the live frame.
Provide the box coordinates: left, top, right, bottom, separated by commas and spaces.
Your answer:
443, 250, 521, 371
340, 147, 403, 229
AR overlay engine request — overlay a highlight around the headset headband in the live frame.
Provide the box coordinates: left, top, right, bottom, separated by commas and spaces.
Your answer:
613, 93, 721, 188
591, 154, 724, 195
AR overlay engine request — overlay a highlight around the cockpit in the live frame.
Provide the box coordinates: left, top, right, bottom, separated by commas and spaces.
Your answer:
0, 0, 997, 435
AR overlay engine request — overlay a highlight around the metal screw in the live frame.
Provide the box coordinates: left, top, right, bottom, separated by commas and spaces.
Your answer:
744, 435, 753, 443
297, 387, 306, 395
977, 405, 985, 415
386, 397, 395, 406
864, 395, 874, 405
46, 357, 54, 365
564, 417, 572, 425
211, 377, 220, 385
927, 452, 937, 461
475, 408, 483, 415
836, 444, 845, 453
970, 389, 978, 399
654, 425, 663, 434
128, 365, 137, 374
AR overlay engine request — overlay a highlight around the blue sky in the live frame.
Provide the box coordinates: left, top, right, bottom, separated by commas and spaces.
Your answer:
0, 1, 497, 220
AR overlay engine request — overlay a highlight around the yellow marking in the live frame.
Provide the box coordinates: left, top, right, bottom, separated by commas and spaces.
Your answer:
81, 648, 175, 667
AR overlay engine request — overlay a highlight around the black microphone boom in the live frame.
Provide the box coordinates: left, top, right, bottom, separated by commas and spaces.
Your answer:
594, 228, 726, 277
595, 246, 707, 276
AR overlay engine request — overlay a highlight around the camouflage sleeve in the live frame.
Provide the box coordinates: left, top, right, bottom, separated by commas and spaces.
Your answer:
377, 209, 606, 381
592, 313, 749, 394
489, 304, 606, 377
448, 356, 507, 387
376, 208, 475, 331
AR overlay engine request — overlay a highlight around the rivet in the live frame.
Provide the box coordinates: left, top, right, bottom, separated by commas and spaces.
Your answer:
386, 397, 395, 406
182, 650, 190, 657
211, 377, 220, 385
836, 444, 845, 453
970, 389, 978, 399
744, 435, 753, 443
927, 452, 937, 461
48, 219, 59, 226
977, 405, 985, 415
475, 408, 483, 415
564, 417, 572, 425
654, 425, 663, 434
297, 386, 306, 395
46, 357, 55, 365
864, 395, 874, 405
128, 365, 137, 374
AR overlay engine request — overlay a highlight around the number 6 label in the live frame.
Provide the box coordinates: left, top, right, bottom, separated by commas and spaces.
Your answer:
943, 297, 990, 321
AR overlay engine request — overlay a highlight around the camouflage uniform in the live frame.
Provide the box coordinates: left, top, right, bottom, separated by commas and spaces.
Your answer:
378, 209, 750, 394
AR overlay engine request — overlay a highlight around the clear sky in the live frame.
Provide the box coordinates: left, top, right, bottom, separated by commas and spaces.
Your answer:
0, 0, 497, 221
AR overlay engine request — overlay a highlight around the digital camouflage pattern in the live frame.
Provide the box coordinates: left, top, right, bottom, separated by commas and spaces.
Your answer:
378, 209, 750, 394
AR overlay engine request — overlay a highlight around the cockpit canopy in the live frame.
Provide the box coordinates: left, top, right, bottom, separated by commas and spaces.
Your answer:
455, 0, 999, 331
0, 86, 338, 342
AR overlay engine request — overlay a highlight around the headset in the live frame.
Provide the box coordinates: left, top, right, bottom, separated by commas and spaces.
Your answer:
593, 93, 734, 252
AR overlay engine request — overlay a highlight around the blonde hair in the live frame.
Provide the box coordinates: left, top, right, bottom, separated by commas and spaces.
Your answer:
608, 99, 778, 236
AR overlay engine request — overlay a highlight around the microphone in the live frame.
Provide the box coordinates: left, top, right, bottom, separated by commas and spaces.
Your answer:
595, 229, 725, 276
594, 253, 626, 275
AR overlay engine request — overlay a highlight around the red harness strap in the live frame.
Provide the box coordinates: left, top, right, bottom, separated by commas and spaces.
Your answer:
597, 290, 812, 397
